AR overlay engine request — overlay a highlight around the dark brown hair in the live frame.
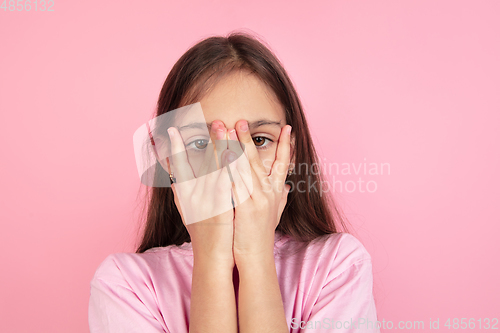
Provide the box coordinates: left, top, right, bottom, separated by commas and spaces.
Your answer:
136, 31, 349, 253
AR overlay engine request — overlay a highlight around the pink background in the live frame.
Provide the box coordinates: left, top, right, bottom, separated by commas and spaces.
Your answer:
1, 0, 499, 332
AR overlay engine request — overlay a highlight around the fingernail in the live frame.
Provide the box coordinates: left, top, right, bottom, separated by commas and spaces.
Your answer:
228, 129, 237, 141
217, 128, 226, 140
239, 121, 248, 132
287, 125, 292, 135
211, 122, 219, 133
167, 127, 176, 137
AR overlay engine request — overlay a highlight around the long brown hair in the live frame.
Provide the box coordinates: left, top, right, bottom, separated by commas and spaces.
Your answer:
136, 31, 349, 253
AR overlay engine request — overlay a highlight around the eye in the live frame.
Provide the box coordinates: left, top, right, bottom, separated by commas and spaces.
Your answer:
252, 136, 273, 149
185, 138, 209, 152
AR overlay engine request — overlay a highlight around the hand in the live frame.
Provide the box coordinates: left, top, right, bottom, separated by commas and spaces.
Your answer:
166, 121, 235, 266
227, 120, 292, 264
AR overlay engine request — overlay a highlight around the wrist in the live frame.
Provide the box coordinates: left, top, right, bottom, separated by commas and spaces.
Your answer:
233, 234, 275, 265
193, 247, 235, 270
234, 248, 276, 274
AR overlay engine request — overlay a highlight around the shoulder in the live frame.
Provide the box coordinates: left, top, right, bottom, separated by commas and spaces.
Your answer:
317, 233, 372, 273
90, 245, 192, 288
90, 252, 150, 289
319, 232, 372, 262
300, 233, 375, 297
279, 232, 372, 280
287, 234, 379, 329
88, 249, 185, 333
287, 232, 371, 262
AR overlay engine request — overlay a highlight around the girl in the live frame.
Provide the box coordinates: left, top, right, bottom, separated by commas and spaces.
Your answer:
89, 32, 379, 333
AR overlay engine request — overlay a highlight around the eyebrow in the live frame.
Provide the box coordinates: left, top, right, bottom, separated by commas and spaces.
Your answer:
178, 119, 283, 132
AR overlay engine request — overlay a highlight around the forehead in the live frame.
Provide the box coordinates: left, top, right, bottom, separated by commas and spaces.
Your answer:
197, 71, 285, 128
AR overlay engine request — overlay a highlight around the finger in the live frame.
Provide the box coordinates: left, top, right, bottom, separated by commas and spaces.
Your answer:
214, 125, 229, 168
201, 132, 228, 195
228, 126, 261, 194
187, 167, 232, 225
225, 150, 251, 207
208, 165, 234, 222
198, 121, 228, 177
234, 120, 267, 187
226, 128, 244, 156
153, 132, 174, 180
209, 120, 223, 169
168, 127, 195, 183
226, 144, 255, 200
170, 183, 186, 223
271, 125, 292, 188
190, 120, 221, 177
276, 183, 291, 226
196, 131, 218, 178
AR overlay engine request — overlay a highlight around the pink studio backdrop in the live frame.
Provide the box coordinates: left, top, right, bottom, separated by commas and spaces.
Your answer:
1, 1, 499, 332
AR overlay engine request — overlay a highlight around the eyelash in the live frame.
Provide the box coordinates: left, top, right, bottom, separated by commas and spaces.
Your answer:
185, 136, 274, 152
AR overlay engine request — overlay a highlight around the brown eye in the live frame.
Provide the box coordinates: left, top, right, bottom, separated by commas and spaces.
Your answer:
194, 140, 208, 149
186, 139, 209, 152
253, 137, 265, 146
252, 136, 272, 148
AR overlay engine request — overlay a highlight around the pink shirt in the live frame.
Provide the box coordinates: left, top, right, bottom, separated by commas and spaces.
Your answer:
88, 231, 379, 332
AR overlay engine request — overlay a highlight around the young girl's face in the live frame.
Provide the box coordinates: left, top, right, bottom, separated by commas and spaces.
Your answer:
179, 70, 287, 176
